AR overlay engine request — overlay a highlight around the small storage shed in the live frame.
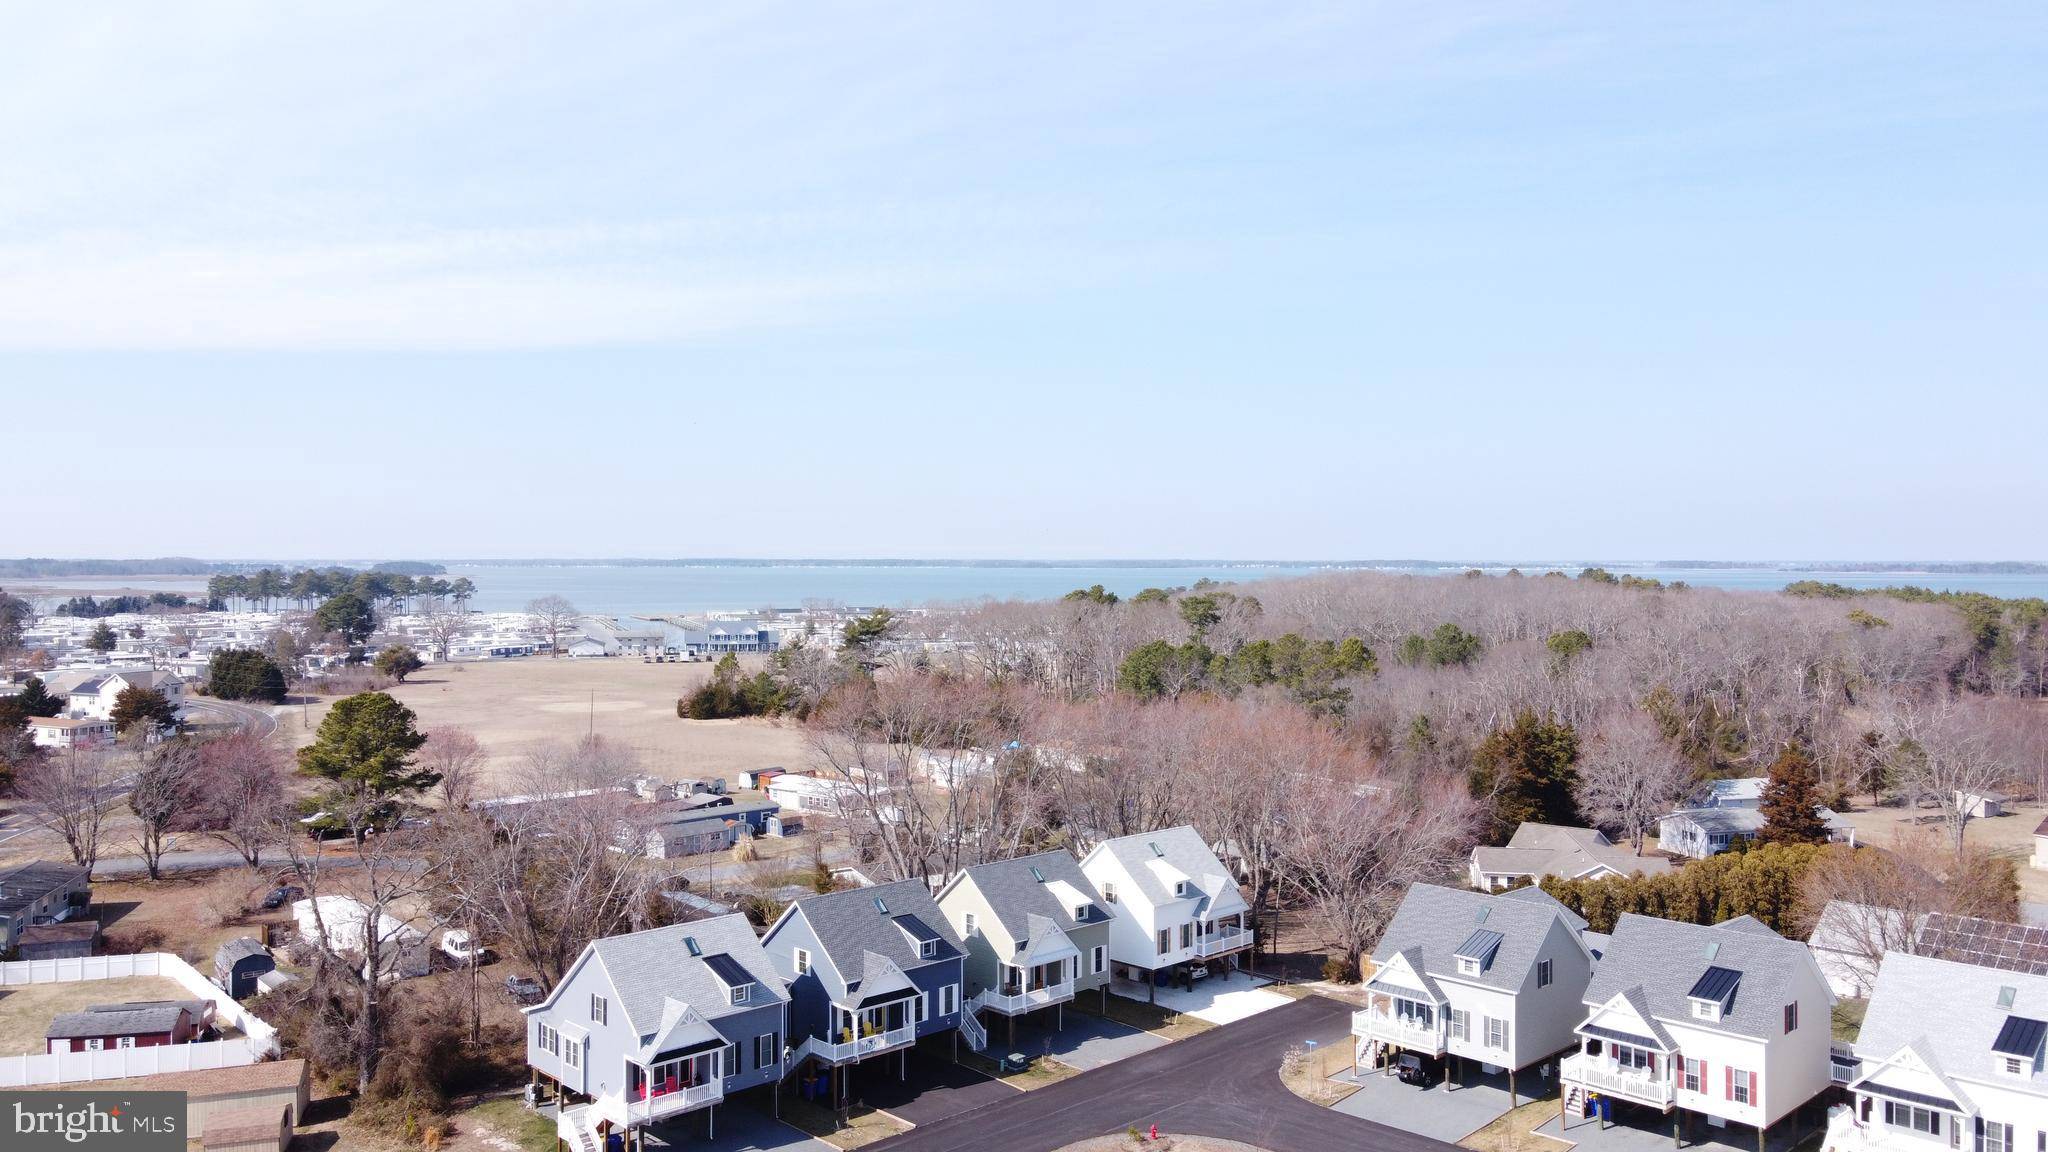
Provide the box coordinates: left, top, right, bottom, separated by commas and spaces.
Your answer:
201, 1103, 293, 1152
18, 919, 101, 959
216, 936, 277, 999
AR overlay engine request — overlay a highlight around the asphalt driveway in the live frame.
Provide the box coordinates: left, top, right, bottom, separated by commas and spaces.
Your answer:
870, 996, 1462, 1152
849, 1042, 1020, 1126
1004, 1010, 1167, 1072
1330, 1063, 1526, 1142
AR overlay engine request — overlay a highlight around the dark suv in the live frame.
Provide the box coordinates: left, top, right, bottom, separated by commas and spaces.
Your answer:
1393, 1052, 1439, 1087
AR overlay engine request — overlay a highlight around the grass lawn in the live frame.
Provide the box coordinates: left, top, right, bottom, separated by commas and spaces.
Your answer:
1460, 1096, 1575, 1152
1071, 993, 1215, 1042
1279, 1044, 1357, 1107
958, 1048, 1079, 1090
781, 1096, 908, 1149
457, 1097, 557, 1152
0, 974, 214, 1056
1832, 998, 1868, 1044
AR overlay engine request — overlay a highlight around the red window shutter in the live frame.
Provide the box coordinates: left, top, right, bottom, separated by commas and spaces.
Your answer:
1699, 1060, 1708, 1092
1725, 1065, 1733, 1099
1748, 1071, 1757, 1104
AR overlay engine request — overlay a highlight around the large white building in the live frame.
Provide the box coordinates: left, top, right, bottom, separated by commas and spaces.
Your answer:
1076, 825, 1251, 998
1562, 913, 1837, 1147
1828, 952, 2048, 1152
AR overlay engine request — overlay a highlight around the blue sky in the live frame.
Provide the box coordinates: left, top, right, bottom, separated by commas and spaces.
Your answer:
4, 3, 2043, 560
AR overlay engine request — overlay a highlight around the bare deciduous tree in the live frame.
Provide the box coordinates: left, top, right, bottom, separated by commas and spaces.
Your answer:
420, 607, 469, 664
1878, 694, 2014, 855
1574, 710, 1694, 853
17, 747, 119, 875
420, 727, 486, 810
128, 739, 198, 880
182, 731, 290, 869
525, 595, 580, 657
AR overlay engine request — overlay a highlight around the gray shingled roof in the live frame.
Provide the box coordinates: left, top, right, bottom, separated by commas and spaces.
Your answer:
48, 1004, 190, 1038
1474, 823, 1676, 882
941, 850, 1107, 946
1370, 883, 1583, 992
215, 937, 269, 964
1583, 913, 1819, 1040
585, 913, 788, 1037
790, 878, 964, 981
1086, 826, 1243, 912
1857, 951, 2048, 1086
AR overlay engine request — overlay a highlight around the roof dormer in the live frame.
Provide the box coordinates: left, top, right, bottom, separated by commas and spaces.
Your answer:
1687, 964, 1742, 1024
1454, 928, 1504, 976
1993, 1015, 2047, 1078
1174, 879, 1193, 899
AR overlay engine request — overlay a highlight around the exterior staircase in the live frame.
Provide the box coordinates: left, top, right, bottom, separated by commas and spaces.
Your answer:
1564, 1084, 1586, 1119
557, 1104, 601, 1152
959, 1009, 988, 1053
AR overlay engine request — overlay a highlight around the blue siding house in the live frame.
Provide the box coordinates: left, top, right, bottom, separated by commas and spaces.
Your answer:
760, 878, 978, 1103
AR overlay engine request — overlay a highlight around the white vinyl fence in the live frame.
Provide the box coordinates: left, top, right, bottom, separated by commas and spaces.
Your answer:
0, 953, 280, 1087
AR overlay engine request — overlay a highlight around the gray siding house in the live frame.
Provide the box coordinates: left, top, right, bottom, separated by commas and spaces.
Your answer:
524, 914, 789, 1152
760, 878, 974, 1104
934, 850, 1112, 1047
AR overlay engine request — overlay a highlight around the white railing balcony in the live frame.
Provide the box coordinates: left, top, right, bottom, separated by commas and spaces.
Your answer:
1821, 1104, 1902, 1152
595, 1080, 723, 1127
804, 1023, 918, 1064
1194, 928, 1251, 957
974, 980, 1075, 1015
1352, 1009, 1447, 1054
1562, 1052, 1676, 1108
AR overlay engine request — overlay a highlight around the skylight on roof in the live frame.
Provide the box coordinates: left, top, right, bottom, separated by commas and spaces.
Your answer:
874, 896, 889, 915
684, 937, 702, 957
1030, 866, 1045, 883
1705, 941, 1721, 961
2000, 986, 2019, 1009
1149, 842, 1163, 857
1475, 906, 1490, 924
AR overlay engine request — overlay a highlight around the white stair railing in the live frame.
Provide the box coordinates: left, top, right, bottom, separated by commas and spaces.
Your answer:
959, 1009, 988, 1052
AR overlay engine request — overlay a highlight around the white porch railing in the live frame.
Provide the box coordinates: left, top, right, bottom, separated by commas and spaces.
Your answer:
1194, 927, 1251, 957
797, 1023, 917, 1064
959, 1010, 987, 1052
973, 980, 1075, 1015
598, 1080, 723, 1126
1351, 1008, 1447, 1054
1561, 1052, 1676, 1108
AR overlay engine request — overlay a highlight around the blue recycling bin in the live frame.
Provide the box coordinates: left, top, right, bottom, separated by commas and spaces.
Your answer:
1597, 1096, 1613, 1124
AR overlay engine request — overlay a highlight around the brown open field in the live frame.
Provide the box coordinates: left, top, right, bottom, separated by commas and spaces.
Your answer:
281, 656, 816, 792
1837, 800, 2048, 905
0, 974, 210, 1056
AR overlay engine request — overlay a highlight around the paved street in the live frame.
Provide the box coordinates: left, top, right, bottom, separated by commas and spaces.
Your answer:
870, 996, 1461, 1152
1006, 1009, 1167, 1072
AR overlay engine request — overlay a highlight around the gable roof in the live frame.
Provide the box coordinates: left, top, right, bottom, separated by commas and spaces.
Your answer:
581, 913, 788, 1037
48, 1003, 191, 1038
1474, 823, 1676, 883
1858, 951, 2048, 1092
1083, 826, 1245, 913
785, 878, 964, 980
1371, 883, 1585, 992
938, 850, 1108, 946
1583, 913, 1828, 1039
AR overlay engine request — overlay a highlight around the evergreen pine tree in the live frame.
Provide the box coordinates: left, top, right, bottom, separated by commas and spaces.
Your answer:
1756, 742, 1833, 845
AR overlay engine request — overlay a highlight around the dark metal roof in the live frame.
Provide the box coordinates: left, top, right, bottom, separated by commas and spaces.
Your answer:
701, 952, 755, 990
1688, 965, 1743, 1003
1581, 1023, 1672, 1052
650, 1036, 725, 1064
1454, 928, 1504, 966
1858, 1081, 1963, 1112
855, 985, 922, 1009
1992, 1016, 2048, 1058
892, 914, 943, 944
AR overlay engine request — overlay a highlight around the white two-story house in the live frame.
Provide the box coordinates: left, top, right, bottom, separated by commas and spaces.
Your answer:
1355, 884, 1597, 1101
524, 914, 789, 1152
1563, 913, 1836, 1149
1078, 826, 1251, 1000
1827, 952, 2048, 1152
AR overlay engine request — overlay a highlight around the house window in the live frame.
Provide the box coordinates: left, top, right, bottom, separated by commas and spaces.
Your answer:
537, 1022, 559, 1055
591, 995, 608, 1025
964, 913, 977, 935
1981, 1122, 2015, 1152
564, 1039, 579, 1069
1157, 929, 1171, 956
1179, 923, 1193, 950
721, 1043, 738, 1078
2008, 1057, 2027, 1076
1075, 904, 1090, 922
1450, 1009, 1469, 1041
1102, 883, 1117, 904
794, 948, 810, 976
732, 983, 751, 1005
756, 1033, 778, 1069
86, 1038, 104, 1051
1682, 1057, 1704, 1093
919, 939, 937, 959
117, 1037, 135, 1049
1784, 1002, 1798, 1033
1728, 1067, 1753, 1105
1458, 957, 1479, 976
1883, 1107, 1937, 1136
1692, 999, 1716, 1020
1538, 960, 1552, 988
1485, 1017, 1510, 1051
1613, 1044, 1654, 1073
1175, 880, 1192, 898
941, 984, 959, 1016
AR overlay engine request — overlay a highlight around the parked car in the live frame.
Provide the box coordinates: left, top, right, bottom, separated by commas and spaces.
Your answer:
261, 885, 303, 910
1393, 1052, 1439, 1087
504, 975, 544, 1004
440, 929, 492, 966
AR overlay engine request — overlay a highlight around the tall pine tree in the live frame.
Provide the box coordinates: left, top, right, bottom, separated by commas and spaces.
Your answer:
1469, 709, 1582, 839
1756, 742, 1832, 846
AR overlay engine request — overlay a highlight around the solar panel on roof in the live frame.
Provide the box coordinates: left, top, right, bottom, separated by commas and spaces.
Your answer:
1993, 1016, 2048, 1058
1689, 965, 1743, 1003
